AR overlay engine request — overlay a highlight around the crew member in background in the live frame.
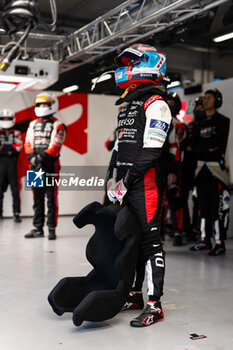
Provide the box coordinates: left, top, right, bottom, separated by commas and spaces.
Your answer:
190, 89, 230, 255
181, 96, 205, 241
0, 109, 23, 222
107, 44, 172, 327
166, 92, 186, 246
24, 92, 66, 240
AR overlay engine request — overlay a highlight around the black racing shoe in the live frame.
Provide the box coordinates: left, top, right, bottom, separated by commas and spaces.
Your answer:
48, 228, 56, 240
24, 228, 44, 238
189, 239, 211, 251
130, 301, 164, 327
14, 214, 21, 223
122, 291, 144, 311
208, 243, 226, 256
173, 232, 183, 246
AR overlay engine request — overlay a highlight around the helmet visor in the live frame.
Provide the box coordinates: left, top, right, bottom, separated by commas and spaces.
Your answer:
0, 117, 14, 121
35, 102, 51, 107
115, 48, 147, 67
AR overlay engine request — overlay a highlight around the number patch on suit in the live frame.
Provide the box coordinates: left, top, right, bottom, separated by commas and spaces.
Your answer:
155, 252, 165, 268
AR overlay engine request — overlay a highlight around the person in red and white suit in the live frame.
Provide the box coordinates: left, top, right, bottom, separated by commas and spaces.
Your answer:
24, 92, 66, 240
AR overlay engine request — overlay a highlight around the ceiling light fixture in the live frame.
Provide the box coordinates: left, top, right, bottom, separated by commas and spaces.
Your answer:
62, 85, 79, 93
213, 32, 233, 43
91, 73, 112, 84
167, 80, 181, 89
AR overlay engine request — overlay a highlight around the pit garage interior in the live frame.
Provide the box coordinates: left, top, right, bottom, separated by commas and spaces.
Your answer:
0, 1, 233, 349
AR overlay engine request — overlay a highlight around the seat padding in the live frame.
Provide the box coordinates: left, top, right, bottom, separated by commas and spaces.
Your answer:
48, 201, 140, 326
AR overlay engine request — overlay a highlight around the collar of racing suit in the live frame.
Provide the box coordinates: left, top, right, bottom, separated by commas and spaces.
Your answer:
115, 84, 166, 105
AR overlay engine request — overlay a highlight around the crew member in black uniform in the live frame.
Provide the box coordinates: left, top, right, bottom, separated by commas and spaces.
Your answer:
24, 92, 66, 240
190, 89, 230, 255
106, 44, 172, 327
0, 109, 23, 222
166, 92, 186, 246
181, 96, 205, 241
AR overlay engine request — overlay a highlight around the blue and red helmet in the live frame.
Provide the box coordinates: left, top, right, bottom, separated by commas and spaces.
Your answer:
114, 44, 166, 89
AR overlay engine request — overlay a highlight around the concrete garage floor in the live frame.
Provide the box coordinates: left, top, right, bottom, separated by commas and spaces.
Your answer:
0, 216, 233, 350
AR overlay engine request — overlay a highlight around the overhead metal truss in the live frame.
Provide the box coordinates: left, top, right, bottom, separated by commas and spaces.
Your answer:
39, 0, 228, 73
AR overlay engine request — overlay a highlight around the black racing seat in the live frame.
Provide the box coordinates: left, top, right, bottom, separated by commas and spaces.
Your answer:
48, 201, 140, 326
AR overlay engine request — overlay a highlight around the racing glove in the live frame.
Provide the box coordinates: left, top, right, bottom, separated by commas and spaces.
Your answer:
115, 179, 128, 202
